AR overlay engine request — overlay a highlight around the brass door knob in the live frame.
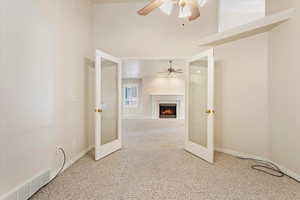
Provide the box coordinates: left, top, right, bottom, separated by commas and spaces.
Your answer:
95, 108, 102, 113
205, 109, 215, 114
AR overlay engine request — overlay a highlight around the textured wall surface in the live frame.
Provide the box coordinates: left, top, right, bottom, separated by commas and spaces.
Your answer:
0, 0, 93, 195
267, 0, 300, 175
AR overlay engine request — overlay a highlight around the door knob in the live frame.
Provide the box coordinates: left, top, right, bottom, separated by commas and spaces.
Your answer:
95, 108, 102, 113
205, 109, 215, 114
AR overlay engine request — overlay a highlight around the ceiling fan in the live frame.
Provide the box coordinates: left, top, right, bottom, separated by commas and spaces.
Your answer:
158, 61, 183, 76
137, 0, 208, 21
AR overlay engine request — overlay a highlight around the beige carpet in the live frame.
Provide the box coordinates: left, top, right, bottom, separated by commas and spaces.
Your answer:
32, 119, 300, 200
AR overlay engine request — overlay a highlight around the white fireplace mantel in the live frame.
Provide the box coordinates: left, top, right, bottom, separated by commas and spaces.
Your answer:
150, 94, 185, 120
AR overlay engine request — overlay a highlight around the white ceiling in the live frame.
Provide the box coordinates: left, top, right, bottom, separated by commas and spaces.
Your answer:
220, 0, 265, 13
93, 0, 265, 57
93, 1, 218, 57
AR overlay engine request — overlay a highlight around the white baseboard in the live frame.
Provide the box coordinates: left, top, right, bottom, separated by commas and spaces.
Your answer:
51, 145, 93, 179
0, 146, 93, 200
215, 147, 300, 182
63, 146, 93, 171
0, 169, 50, 200
272, 161, 300, 182
215, 147, 267, 161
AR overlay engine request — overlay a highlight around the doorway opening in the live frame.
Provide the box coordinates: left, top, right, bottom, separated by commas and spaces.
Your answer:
121, 59, 186, 153
94, 50, 215, 164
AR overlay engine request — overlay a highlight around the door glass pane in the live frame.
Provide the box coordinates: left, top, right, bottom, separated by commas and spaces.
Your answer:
101, 58, 118, 145
188, 57, 208, 147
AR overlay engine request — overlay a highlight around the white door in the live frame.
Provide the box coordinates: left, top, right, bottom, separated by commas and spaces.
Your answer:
94, 50, 122, 160
185, 48, 215, 163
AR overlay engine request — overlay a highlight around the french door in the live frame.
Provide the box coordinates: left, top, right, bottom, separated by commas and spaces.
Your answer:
94, 50, 122, 161
185, 48, 215, 163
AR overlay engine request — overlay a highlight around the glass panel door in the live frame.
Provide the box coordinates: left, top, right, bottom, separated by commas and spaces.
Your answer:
185, 49, 215, 163
189, 58, 208, 148
95, 50, 122, 161
101, 58, 118, 145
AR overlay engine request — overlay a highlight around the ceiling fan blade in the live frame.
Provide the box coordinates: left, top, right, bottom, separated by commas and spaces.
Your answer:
188, 1, 200, 21
158, 71, 168, 74
138, 0, 165, 16
178, 4, 191, 18
175, 71, 184, 73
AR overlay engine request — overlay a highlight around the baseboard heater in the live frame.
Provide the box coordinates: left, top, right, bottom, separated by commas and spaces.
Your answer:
0, 169, 50, 200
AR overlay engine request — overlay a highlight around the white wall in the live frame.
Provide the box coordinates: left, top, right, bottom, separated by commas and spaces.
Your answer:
93, 1, 218, 57
267, 0, 300, 175
0, 0, 93, 195
214, 33, 270, 158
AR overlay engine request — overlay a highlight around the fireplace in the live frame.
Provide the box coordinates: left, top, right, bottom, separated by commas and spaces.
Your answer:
151, 94, 184, 120
159, 103, 177, 119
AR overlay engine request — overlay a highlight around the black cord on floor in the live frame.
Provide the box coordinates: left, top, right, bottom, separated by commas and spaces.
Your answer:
237, 156, 300, 183
29, 148, 66, 199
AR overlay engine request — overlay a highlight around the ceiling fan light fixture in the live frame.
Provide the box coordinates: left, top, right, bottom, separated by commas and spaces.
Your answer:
159, 0, 174, 15
178, 5, 192, 18
197, 0, 207, 7
137, 0, 203, 21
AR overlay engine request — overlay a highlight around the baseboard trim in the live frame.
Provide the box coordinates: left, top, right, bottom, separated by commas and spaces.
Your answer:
215, 147, 267, 161
0, 169, 50, 200
1, 146, 93, 200
272, 161, 300, 182
63, 146, 93, 171
51, 145, 93, 179
215, 147, 300, 182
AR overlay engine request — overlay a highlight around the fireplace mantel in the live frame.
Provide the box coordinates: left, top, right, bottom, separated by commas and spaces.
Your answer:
151, 94, 185, 120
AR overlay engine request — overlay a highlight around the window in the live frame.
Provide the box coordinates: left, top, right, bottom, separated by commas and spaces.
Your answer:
123, 84, 139, 107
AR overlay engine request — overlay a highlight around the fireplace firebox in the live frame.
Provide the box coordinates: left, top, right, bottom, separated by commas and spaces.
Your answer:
159, 103, 177, 119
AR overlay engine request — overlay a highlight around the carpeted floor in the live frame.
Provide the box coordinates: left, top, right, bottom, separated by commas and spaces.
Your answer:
32, 119, 300, 200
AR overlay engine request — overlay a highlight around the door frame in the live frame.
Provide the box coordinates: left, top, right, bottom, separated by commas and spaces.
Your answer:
184, 48, 215, 163
94, 51, 214, 162
94, 49, 122, 160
